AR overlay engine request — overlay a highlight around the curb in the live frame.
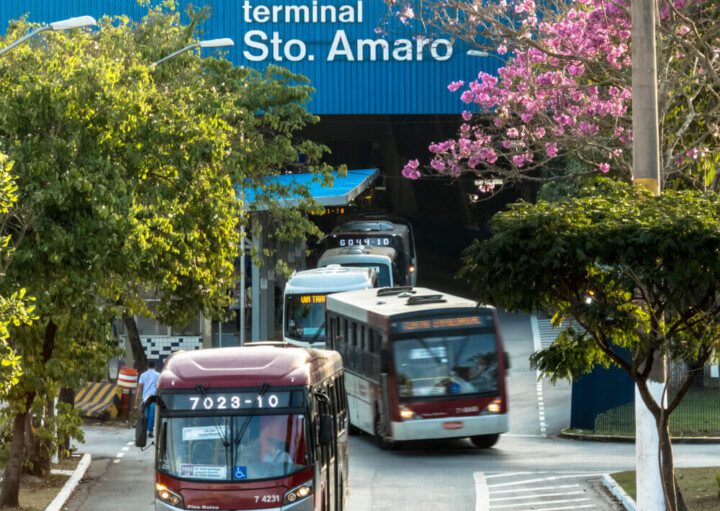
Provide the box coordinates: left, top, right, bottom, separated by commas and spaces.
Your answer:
45, 453, 91, 511
560, 429, 720, 444
602, 473, 636, 511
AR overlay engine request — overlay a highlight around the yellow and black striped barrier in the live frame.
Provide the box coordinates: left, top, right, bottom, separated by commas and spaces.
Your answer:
75, 382, 122, 419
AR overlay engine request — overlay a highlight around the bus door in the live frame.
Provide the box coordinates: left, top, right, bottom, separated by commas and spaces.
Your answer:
316, 391, 337, 510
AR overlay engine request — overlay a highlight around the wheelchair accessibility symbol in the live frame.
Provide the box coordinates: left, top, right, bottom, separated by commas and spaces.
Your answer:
233, 466, 247, 480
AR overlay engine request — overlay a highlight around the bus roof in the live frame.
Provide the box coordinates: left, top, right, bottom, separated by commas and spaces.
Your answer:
326, 287, 492, 323
284, 265, 376, 295
158, 345, 343, 390
332, 221, 410, 237
318, 246, 397, 265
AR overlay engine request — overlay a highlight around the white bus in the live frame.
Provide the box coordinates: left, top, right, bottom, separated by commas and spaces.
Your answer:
283, 266, 376, 348
317, 246, 398, 288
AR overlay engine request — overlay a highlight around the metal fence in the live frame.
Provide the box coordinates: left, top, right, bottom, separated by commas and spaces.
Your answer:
593, 362, 720, 437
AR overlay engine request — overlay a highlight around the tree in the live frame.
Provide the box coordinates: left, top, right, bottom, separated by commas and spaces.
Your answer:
0, 4, 333, 504
105, 4, 333, 373
460, 179, 720, 510
386, 0, 720, 192
0, 153, 37, 398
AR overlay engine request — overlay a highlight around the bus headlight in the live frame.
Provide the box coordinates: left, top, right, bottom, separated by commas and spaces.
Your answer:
399, 405, 415, 420
487, 398, 502, 414
155, 483, 184, 508
284, 480, 314, 505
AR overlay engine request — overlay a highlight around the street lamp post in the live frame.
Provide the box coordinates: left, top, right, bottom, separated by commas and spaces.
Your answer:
0, 16, 97, 56
151, 38, 234, 67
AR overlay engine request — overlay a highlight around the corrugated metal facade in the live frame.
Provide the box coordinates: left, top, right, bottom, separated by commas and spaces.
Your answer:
0, 1, 500, 115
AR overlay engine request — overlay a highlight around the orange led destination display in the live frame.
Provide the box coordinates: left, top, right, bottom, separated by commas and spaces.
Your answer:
398, 315, 491, 332
299, 294, 327, 305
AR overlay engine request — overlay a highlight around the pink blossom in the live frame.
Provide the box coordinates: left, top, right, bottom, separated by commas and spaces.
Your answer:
598, 162, 610, 173
430, 159, 446, 172
462, 110, 473, 121
447, 80, 465, 92
402, 160, 421, 179
545, 142, 558, 157
497, 44, 508, 55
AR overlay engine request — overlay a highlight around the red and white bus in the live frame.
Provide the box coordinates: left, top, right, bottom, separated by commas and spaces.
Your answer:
326, 287, 509, 449
149, 345, 349, 511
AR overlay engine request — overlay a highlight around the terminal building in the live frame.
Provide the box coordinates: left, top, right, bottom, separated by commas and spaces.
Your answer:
0, 1, 531, 359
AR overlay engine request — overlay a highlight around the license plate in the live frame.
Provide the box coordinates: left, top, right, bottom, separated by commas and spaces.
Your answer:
442, 421, 464, 430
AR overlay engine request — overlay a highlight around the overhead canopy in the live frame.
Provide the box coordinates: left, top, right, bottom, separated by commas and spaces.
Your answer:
240, 169, 378, 210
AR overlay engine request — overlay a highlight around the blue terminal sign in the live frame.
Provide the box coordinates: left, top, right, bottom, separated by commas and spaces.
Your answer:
0, 0, 500, 114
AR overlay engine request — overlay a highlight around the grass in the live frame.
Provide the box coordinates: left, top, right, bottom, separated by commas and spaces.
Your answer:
595, 388, 720, 436
0, 455, 80, 511
612, 467, 720, 511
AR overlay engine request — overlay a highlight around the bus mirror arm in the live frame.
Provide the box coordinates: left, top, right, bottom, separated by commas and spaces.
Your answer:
318, 414, 333, 446
504, 351, 511, 370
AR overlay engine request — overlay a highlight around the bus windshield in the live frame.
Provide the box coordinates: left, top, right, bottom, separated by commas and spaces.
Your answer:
285, 294, 327, 343
393, 332, 499, 398
157, 415, 308, 482
338, 263, 391, 287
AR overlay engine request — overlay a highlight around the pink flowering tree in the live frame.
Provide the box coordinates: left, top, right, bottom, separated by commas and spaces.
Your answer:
387, 0, 720, 193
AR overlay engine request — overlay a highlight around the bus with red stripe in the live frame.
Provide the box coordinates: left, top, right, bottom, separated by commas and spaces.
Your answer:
325, 287, 509, 449
151, 345, 348, 511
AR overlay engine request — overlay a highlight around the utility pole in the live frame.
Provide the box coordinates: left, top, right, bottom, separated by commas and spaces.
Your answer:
631, 0, 666, 509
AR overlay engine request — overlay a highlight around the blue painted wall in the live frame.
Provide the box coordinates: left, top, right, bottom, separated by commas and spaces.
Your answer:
0, 0, 500, 115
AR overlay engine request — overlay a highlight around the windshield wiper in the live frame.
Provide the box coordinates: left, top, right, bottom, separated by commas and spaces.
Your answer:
308, 320, 326, 346
195, 385, 230, 451
234, 382, 270, 449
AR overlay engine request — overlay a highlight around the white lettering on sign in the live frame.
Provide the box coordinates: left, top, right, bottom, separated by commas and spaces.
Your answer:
238, 1, 455, 63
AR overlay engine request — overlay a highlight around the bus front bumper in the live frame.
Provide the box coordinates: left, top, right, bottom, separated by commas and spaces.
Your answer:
156, 495, 313, 511
390, 413, 508, 441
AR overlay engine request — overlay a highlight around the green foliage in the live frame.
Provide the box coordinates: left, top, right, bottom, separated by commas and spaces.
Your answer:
462, 179, 720, 385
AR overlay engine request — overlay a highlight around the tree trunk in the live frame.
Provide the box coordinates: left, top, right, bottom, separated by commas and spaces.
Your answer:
58, 387, 75, 458
658, 416, 687, 511
123, 312, 147, 374
0, 394, 34, 508
27, 397, 54, 477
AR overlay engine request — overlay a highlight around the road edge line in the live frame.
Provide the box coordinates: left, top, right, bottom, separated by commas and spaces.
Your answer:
529, 315, 547, 437
474, 471, 489, 511
601, 473, 637, 511
45, 452, 92, 511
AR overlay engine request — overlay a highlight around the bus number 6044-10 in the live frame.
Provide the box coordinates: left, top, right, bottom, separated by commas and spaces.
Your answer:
255, 495, 280, 503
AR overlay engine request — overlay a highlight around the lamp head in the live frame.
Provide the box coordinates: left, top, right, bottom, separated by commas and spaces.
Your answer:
48, 16, 97, 31
198, 38, 234, 48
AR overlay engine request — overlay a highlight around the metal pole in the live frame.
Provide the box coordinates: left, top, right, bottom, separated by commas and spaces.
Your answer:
239, 221, 246, 345
151, 43, 199, 67
0, 26, 50, 56
631, 1, 666, 509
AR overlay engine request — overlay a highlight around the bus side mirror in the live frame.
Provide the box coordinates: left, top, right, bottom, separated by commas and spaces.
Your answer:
318, 414, 333, 445
504, 351, 511, 370
135, 412, 148, 448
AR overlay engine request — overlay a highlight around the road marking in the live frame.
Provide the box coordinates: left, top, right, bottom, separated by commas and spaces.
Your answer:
516, 506, 595, 511
491, 490, 585, 501
492, 498, 591, 509
115, 452, 125, 458
113, 459, 120, 464
474, 472, 489, 511
489, 473, 604, 488
126, 441, 134, 446
503, 433, 543, 437
121, 446, 130, 452
485, 472, 535, 479
490, 484, 581, 494
530, 315, 548, 437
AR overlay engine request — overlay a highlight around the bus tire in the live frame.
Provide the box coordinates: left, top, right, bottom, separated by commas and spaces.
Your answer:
470, 434, 499, 449
348, 423, 362, 436
374, 414, 397, 450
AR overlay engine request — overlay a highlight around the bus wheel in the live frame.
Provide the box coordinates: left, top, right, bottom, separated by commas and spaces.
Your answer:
349, 423, 362, 436
470, 434, 499, 449
374, 414, 396, 450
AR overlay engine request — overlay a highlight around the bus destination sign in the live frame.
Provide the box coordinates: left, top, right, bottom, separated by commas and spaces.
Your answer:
165, 390, 304, 412
336, 236, 392, 247
300, 294, 327, 304
395, 315, 493, 333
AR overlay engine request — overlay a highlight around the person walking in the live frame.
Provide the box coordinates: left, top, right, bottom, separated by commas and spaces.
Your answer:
139, 361, 160, 438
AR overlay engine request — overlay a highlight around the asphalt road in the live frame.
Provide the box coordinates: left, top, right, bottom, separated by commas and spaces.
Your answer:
62, 313, 720, 511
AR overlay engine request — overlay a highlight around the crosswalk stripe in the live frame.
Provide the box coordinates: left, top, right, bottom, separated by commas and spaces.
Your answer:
514, 506, 596, 511
490, 484, 581, 494
485, 472, 535, 479
474, 472, 490, 511
490, 490, 585, 501
489, 473, 604, 488
491, 498, 591, 509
